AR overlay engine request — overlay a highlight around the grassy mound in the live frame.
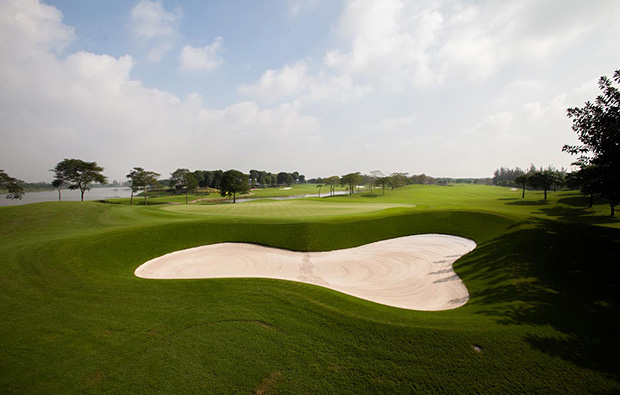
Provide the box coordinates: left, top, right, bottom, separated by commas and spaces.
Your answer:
1, 184, 619, 393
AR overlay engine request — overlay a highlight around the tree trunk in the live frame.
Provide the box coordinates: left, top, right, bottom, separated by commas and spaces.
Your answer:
57, 188, 62, 202
544, 188, 547, 200
521, 184, 525, 198
233, 192, 236, 203
130, 190, 134, 206
589, 193, 593, 208
382, 185, 385, 196
318, 187, 321, 198
80, 189, 85, 201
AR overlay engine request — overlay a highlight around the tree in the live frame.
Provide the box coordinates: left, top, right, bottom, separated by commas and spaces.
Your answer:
220, 169, 249, 203
316, 183, 324, 198
51, 159, 107, 201
564, 68, 620, 216
492, 167, 525, 186
528, 170, 557, 200
127, 167, 160, 206
388, 172, 408, 189
367, 170, 384, 194
51, 178, 65, 201
376, 177, 389, 195
514, 174, 529, 198
277, 172, 294, 186
341, 172, 363, 195
170, 168, 198, 205
0, 170, 24, 200
324, 176, 340, 196
565, 165, 602, 208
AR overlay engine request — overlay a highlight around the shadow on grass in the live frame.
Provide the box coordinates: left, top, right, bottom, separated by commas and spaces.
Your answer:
537, 204, 619, 227
458, 220, 620, 378
504, 199, 549, 206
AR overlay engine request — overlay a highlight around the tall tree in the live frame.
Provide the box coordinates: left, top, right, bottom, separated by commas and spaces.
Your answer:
127, 167, 160, 206
514, 174, 529, 198
565, 165, 602, 208
376, 177, 389, 195
316, 183, 324, 198
389, 172, 408, 189
220, 169, 249, 203
368, 170, 384, 194
0, 170, 24, 200
528, 170, 557, 200
51, 178, 65, 201
342, 172, 363, 195
170, 168, 198, 205
51, 159, 107, 201
324, 176, 341, 196
564, 68, 620, 216
277, 172, 294, 186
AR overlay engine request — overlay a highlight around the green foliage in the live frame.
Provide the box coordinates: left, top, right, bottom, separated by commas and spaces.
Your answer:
0, 169, 24, 200
341, 172, 363, 195
219, 169, 250, 203
126, 167, 160, 206
51, 158, 107, 201
170, 168, 198, 204
565, 68, 620, 215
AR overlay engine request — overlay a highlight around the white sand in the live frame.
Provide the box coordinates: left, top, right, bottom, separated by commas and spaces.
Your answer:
135, 234, 476, 311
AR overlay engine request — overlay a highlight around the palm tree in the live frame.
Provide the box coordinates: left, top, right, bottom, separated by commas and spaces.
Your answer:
316, 183, 324, 198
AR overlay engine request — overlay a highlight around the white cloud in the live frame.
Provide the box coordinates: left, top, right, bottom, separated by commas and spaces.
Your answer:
0, 0, 322, 181
288, 0, 319, 17
239, 61, 372, 104
130, 0, 181, 62
130, 0, 181, 39
239, 62, 308, 103
326, 0, 620, 87
178, 37, 224, 72
0, 0, 74, 54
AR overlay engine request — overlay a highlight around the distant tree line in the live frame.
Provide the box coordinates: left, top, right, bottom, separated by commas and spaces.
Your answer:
491, 165, 566, 199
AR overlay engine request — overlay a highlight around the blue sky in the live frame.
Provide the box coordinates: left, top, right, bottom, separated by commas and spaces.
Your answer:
1, 0, 619, 182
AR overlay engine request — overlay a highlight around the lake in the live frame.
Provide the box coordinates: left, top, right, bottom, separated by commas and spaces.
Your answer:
0, 187, 134, 206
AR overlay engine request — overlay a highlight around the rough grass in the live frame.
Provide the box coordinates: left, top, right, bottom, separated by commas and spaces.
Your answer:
1, 184, 619, 394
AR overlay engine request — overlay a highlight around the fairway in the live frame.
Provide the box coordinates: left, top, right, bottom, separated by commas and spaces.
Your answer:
1, 184, 619, 394
160, 199, 415, 218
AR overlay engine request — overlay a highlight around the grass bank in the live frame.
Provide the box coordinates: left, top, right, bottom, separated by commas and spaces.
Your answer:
0, 184, 618, 393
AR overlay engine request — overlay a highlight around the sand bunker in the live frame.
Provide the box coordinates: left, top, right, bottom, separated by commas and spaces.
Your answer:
135, 234, 476, 311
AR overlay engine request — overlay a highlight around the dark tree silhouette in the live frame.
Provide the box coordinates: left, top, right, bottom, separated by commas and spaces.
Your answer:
564, 68, 620, 216
0, 170, 24, 200
220, 169, 249, 203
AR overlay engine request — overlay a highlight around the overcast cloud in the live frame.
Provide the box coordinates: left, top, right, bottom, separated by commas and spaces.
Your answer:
1, 0, 619, 182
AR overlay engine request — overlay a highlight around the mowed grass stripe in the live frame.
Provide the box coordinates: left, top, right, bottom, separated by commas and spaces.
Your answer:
160, 200, 415, 218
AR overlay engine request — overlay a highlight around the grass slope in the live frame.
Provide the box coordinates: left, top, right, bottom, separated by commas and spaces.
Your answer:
1, 184, 619, 394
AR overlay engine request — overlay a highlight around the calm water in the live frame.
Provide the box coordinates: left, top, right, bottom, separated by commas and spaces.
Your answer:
0, 187, 134, 206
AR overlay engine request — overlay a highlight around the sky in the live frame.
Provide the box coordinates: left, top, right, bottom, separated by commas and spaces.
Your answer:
1, 0, 619, 183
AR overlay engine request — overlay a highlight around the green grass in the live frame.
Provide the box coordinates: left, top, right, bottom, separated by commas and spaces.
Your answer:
161, 200, 415, 220
108, 184, 348, 205
1, 184, 619, 393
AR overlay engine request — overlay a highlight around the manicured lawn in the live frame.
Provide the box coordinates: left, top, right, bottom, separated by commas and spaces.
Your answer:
1, 184, 619, 393
108, 184, 348, 205
161, 200, 415, 220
